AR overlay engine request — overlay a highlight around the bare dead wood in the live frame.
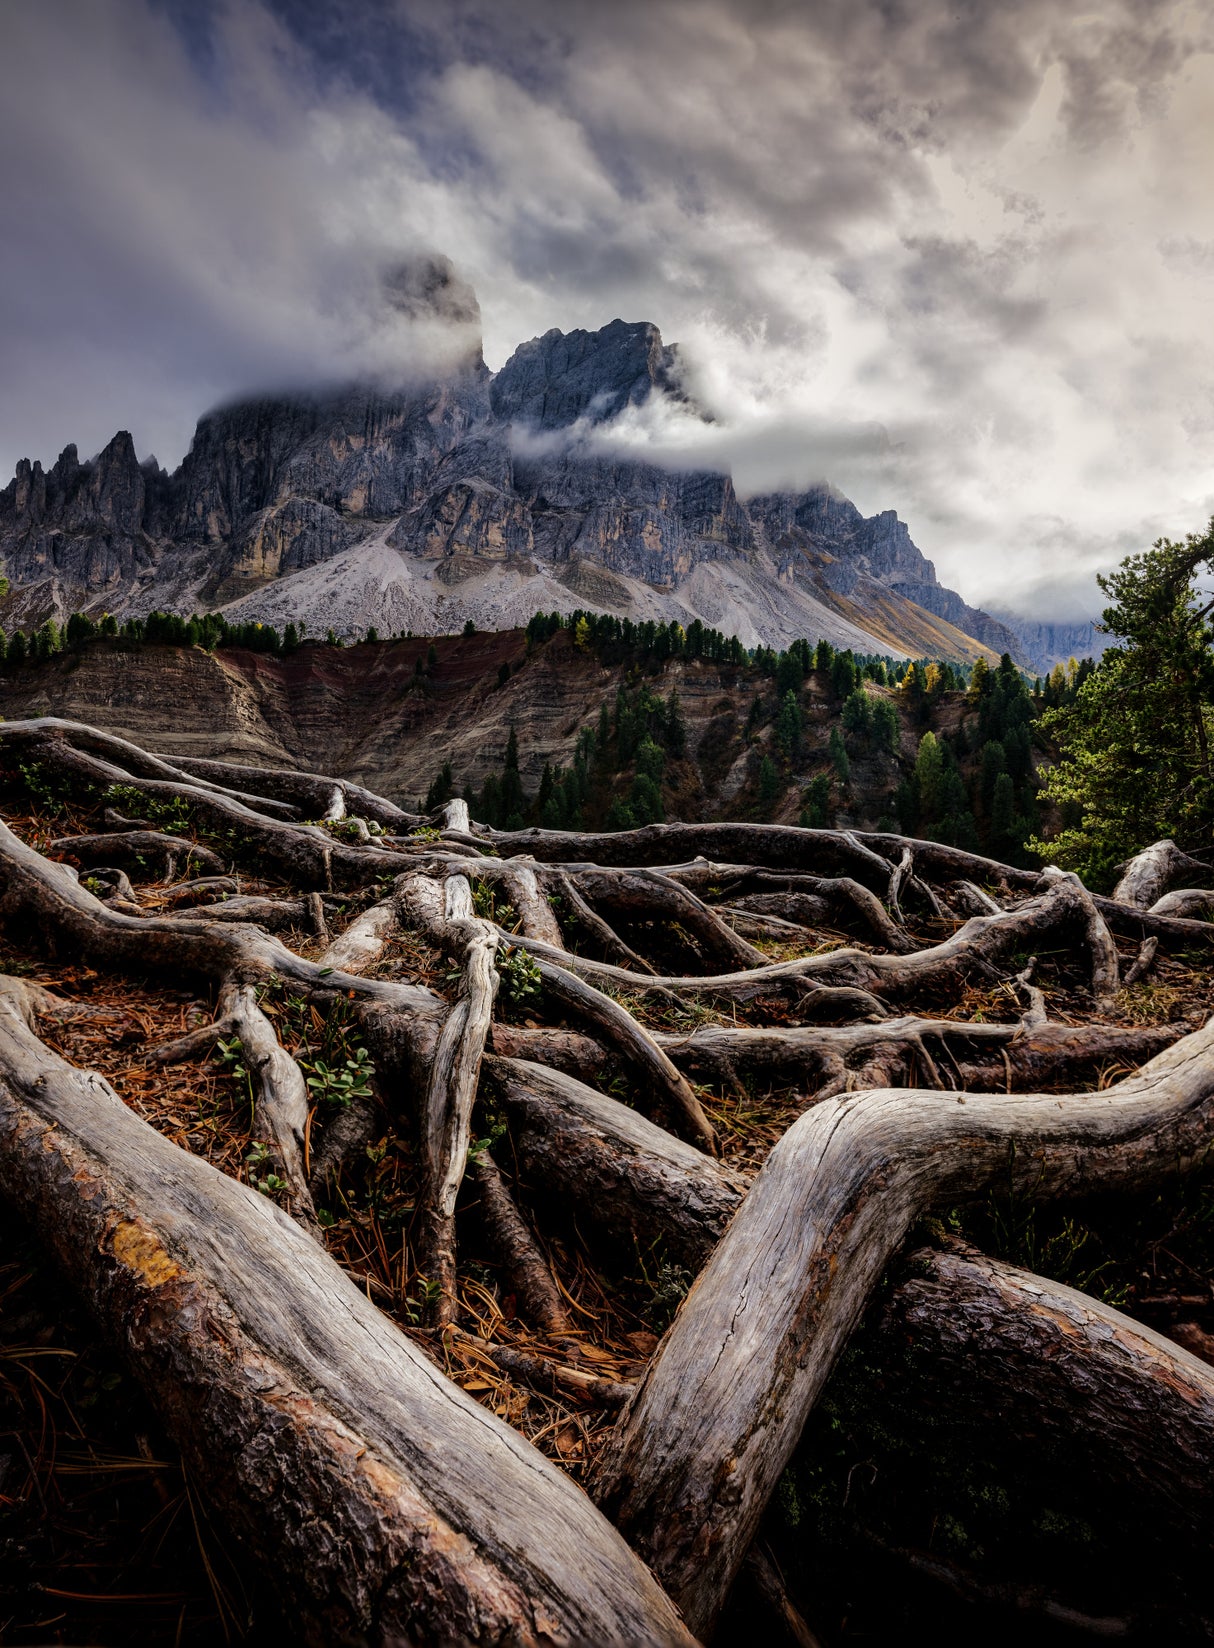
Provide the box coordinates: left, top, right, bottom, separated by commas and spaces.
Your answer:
0, 978, 696, 1645
450, 1330, 634, 1409
1124, 935, 1161, 986
4, 717, 300, 817
654, 1017, 1181, 1097
308, 1092, 380, 1201
220, 981, 318, 1231
4, 721, 406, 889
484, 1057, 745, 1267
886, 845, 912, 929
487, 1023, 608, 1081
952, 878, 1003, 916
484, 820, 1040, 898
155, 874, 242, 907
1042, 866, 1119, 1009
593, 1017, 1214, 1637
741, 1546, 823, 1648
544, 864, 769, 971
883, 1244, 1214, 1537
488, 858, 566, 947
1112, 838, 1212, 909
544, 867, 655, 971
165, 752, 420, 829
506, 880, 1091, 1013
319, 897, 398, 975
81, 865, 139, 903
1012, 959, 1048, 1029
663, 859, 911, 952
400, 872, 499, 1323
1149, 889, 1214, 920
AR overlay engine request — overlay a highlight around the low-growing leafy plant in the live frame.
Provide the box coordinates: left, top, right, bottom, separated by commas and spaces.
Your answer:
245, 1142, 287, 1197
495, 945, 543, 1015
106, 784, 193, 834
300, 1045, 375, 1107
17, 761, 85, 816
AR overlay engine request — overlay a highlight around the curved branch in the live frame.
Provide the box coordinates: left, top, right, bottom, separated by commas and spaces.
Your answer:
1112, 839, 1212, 910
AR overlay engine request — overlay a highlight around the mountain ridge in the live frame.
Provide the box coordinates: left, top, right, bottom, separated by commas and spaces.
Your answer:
0, 310, 1051, 665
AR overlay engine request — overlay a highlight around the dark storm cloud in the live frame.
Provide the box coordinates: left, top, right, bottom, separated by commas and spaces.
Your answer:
1, 0, 1211, 618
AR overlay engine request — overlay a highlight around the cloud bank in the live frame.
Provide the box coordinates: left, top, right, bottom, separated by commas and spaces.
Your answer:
2, 0, 1212, 619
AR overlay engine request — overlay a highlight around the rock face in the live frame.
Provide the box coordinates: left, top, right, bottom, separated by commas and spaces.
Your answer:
490, 319, 686, 429
990, 615, 1107, 674
0, 308, 1033, 662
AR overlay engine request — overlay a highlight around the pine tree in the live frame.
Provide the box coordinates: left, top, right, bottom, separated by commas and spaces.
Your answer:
914, 732, 943, 821
775, 690, 803, 759
828, 726, 850, 783
758, 755, 781, 813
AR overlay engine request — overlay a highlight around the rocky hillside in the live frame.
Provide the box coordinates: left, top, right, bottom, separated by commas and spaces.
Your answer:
0, 271, 1033, 664
0, 623, 1041, 857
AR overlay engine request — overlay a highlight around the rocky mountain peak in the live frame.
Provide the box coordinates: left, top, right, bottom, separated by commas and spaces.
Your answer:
490, 317, 688, 431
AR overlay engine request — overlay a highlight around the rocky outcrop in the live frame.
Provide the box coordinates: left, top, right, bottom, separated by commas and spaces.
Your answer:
0, 308, 1038, 662
0, 433, 169, 608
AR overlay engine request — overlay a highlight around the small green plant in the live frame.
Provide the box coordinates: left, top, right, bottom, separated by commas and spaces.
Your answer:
467, 1118, 508, 1164
245, 1142, 287, 1197
106, 784, 192, 834
404, 1277, 445, 1324
471, 880, 515, 927
214, 1034, 254, 1121
300, 1046, 375, 1107
411, 825, 442, 842
17, 760, 84, 816
646, 1260, 692, 1332
495, 945, 543, 1015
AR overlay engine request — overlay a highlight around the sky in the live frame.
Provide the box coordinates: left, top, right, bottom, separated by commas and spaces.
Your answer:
2, 0, 1212, 620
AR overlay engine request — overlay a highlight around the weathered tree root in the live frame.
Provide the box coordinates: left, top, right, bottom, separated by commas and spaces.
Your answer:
483, 1057, 745, 1267
0, 977, 694, 1645
1113, 838, 1212, 909
3, 720, 407, 888
165, 751, 422, 829
506, 878, 1105, 1013
655, 1016, 1183, 1098
50, 828, 226, 880
526, 952, 718, 1151
593, 1017, 1214, 1638
485, 820, 1040, 899
471, 1150, 573, 1340
398, 872, 499, 1324
7, 719, 1214, 1644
